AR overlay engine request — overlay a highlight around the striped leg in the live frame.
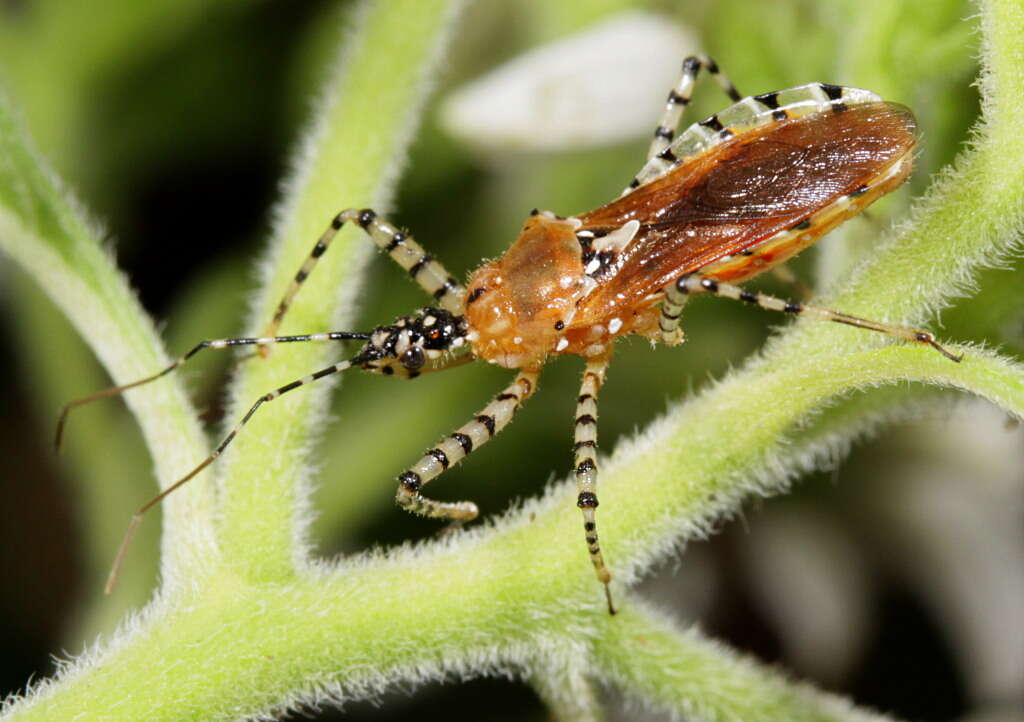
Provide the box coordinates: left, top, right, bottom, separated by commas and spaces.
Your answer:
396, 369, 540, 521
573, 355, 615, 614
264, 208, 466, 340
646, 55, 741, 162
55, 331, 369, 451
658, 289, 690, 346
672, 274, 963, 362
103, 357, 358, 594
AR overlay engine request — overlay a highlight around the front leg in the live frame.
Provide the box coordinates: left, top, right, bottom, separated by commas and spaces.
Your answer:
264, 208, 466, 340
396, 369, 540, 520
572, 354, 616, 615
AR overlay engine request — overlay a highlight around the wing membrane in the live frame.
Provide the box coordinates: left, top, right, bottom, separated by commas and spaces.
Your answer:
574, 101, 916, 322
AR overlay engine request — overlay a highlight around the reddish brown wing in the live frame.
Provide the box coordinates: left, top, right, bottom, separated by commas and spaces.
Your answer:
573, 102, 916, 323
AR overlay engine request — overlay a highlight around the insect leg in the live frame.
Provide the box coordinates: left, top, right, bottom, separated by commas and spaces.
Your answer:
395, 369, 540, 521
573, 355, 616, 615
658, 282, 692, 346
55, 331, 370, 451
645, 55, 742, 162
264, 208, 466, 340
104, 356, 362, 593
673, 274, 963, 362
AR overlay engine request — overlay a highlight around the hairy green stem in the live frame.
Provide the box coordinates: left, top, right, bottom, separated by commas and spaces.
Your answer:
593, 601, 894, 722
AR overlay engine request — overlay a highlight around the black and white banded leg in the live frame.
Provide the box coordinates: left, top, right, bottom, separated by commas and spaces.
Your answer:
658, 291, 690, 346
103, 355, 362, 594
646, 55, 742, 162
396, 369, 541, 521
665, 274, 963, 362
264, 208, 466, 340
55, 331, 370, 451
573, 355, 615, 615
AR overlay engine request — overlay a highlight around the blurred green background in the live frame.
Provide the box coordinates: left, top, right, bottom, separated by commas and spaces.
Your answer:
2, 1, 1020, 720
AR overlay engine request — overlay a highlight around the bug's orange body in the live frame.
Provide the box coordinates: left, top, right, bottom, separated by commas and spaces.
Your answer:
466, 101, 916, 370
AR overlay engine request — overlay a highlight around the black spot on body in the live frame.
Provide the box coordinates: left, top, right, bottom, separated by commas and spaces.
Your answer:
476, 415, 496, 436
576, 414, 597, 426
784, 302, 802, 313
576, 459, 596, 475
754, 91, 780, 109
820, 83, 843, 100
466, 287, 486, 305
700, 115, 724, 132
791, 219, 812, 231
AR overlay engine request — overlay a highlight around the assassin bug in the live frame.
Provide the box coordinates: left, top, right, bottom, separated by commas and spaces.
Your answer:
58, 55, 961, 613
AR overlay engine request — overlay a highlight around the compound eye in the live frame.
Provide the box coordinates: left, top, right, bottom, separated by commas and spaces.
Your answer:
400, 346, 426, 370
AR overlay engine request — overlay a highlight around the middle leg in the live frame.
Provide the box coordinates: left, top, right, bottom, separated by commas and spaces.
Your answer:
395, 369, 541, 521
572, 354, 616, 615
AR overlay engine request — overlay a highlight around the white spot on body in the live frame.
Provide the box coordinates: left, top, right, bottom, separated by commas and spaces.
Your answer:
594, 219, 640, 253
423, 316, 437, 327
555, 338, 570, 351
608, 317, 623, 334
